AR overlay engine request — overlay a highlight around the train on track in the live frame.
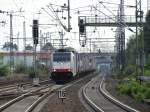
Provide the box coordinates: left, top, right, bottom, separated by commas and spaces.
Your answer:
49, 49, 96, 83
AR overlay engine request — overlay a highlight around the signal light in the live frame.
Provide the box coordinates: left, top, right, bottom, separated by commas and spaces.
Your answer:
79, 19, 85, 33
32, 20, 39, 44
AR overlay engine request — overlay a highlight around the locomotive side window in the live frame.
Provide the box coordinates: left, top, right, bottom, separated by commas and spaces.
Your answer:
53, 52, 71, 62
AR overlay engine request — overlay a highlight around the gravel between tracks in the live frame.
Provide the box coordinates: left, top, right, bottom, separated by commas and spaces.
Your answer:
0, 98, 15, 106
105, 76, 150, 112
40, 73, 96, 112
40, 74, 150, 112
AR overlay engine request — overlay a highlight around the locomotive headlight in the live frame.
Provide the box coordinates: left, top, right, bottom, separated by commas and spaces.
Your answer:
52, 69, 56, 72
68, 69, 72, 71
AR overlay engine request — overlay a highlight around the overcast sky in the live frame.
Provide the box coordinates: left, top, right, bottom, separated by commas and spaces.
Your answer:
0, 0, 148, 52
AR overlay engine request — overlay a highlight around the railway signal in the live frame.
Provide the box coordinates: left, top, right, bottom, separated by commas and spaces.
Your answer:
79, 17, 87, 47
32, 19, 39, 86
32, 20, 39, 45
79, 19, 85, 34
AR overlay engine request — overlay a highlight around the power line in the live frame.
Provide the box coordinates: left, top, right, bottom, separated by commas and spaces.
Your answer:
47, 4, 68, 32
92, 6, 135, 33
49, 3, 63, 7
71, 5, 91, 10
98, 1, 136, 7
41, 7, 56, 20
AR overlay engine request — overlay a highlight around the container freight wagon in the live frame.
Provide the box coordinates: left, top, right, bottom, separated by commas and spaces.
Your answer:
76, 53, 96, 74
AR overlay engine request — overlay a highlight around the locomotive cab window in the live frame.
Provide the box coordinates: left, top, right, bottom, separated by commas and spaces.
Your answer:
53, 52, 71, 62
89, 58, 92, 62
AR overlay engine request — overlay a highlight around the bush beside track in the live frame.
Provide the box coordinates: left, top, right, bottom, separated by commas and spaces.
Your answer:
114, 57, 150, 102
115, 55, 150, 102
116, 77, 150, 102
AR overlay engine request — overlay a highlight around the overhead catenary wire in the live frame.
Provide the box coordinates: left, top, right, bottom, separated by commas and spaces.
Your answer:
41, 7, 56, 20
47, 5, 59, 19
71, 5, 92, 10
0, 2, 56, 50
41, 7, 62, 33
49, 3, 63, 7
92, 5, 135, 33
98, 1, 136, 7
0, 0, 131, 51
98, 1, 135, 32
73, 10, 95, 14
47, 4, 68, 32
99, 1, 118, 17
41, 8, 63, 34
0, 9, 33, 34
71, 5, 117, 13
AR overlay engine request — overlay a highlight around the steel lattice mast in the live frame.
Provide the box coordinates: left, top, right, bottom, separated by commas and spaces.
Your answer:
115, 0, 125, 71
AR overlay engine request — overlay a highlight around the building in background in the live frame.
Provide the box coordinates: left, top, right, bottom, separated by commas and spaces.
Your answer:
0, 51, 51, 67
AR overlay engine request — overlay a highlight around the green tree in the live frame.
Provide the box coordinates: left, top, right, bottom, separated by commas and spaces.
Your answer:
42, 42, 55, 51
0, 65, 9, 76
25, 44, 33, 51
2, 42, 18, 51
125, 35, 136, 66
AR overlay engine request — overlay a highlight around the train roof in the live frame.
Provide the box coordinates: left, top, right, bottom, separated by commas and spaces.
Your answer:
55, 48, 77, 53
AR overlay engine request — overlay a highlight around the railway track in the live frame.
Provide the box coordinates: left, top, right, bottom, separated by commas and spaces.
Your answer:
0, 78, 81, 112
0, 72, 97, 112
0, 83, 58, 112
0, 79, 73, 112
0, 79, 51, 101
0, 77, 50, 91
0, 78, 37, 91
82, 74, 140, 112
0, 80, 50, 93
